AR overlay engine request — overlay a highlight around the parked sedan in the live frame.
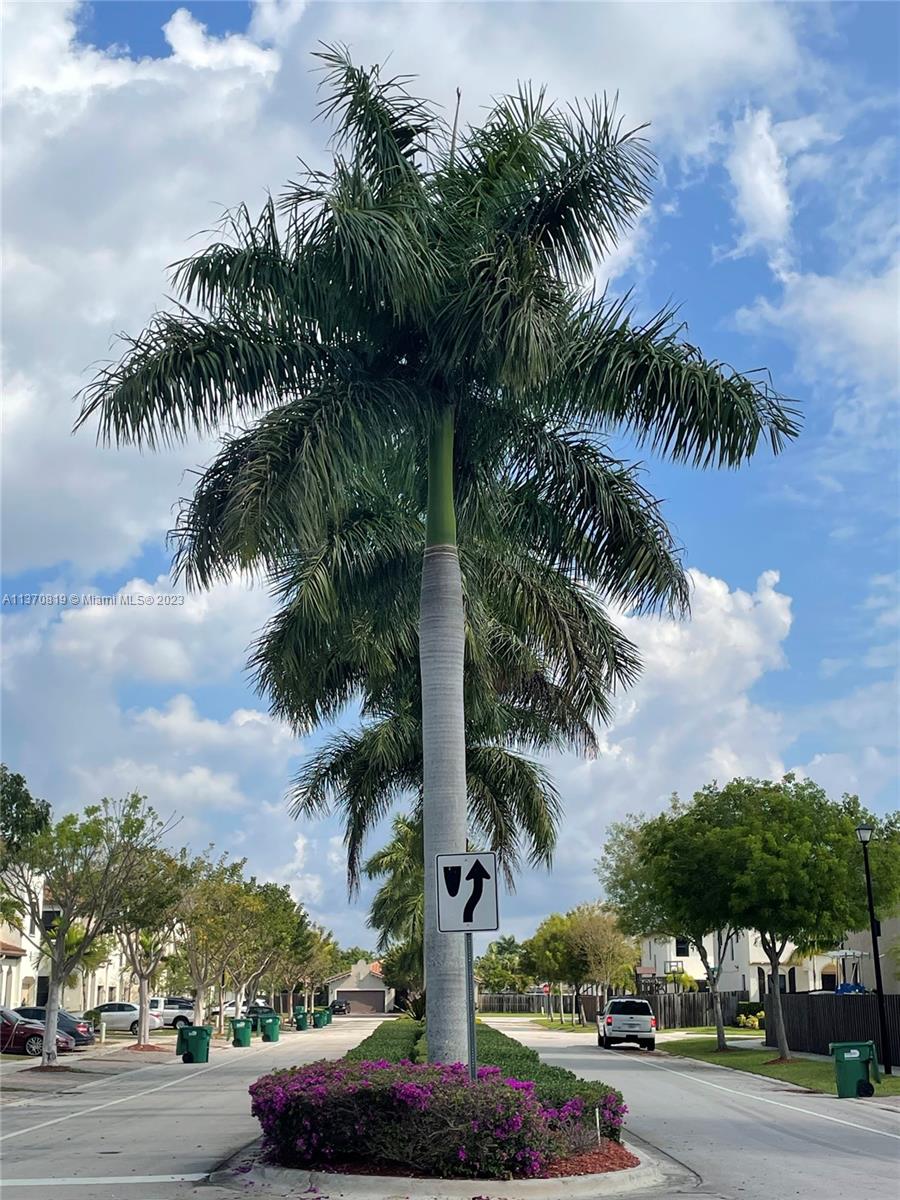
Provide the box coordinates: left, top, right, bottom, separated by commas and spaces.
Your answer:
1, 1008, 76, 1057
15, 1006, 95, 1047
91, 1002, 164, 1036
330, 999, 351, 1015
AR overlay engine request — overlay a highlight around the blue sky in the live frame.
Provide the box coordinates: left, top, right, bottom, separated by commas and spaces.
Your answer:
2, 1, 898, 949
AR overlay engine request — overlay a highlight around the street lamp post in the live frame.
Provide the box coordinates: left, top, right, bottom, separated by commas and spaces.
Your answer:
855, 824, 892, 1074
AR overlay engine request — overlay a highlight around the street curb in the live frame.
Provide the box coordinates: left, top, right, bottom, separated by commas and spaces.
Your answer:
208, 1139, 664, 1199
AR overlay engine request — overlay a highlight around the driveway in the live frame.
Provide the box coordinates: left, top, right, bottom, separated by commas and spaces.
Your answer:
484, 1017, 900, 1199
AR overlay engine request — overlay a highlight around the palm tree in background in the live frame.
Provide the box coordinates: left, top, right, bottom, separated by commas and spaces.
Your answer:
77, 49, 799, 1060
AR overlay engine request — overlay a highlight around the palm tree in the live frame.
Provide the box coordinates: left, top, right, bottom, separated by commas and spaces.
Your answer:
257, 451, 675, 886
76, 51, 799, 1061
365, 813, 424, 953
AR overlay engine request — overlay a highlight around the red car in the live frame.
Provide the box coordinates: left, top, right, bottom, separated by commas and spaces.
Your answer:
1, 1007, 76, 1057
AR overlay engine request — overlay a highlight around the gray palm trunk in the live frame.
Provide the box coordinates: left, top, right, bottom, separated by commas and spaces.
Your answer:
420, 543, 469, 1063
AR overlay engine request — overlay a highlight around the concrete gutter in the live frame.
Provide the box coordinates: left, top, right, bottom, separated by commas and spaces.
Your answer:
209, 1139, 665, 1199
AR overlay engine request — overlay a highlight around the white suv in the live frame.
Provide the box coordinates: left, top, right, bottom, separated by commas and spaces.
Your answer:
149, 997, 195, 1028
598, 997, 656, 1051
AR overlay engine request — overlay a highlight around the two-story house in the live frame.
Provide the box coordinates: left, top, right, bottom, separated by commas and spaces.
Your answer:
639, 931, 835, 1000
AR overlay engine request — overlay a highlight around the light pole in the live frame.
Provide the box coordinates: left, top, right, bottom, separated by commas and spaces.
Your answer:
855, 823, 892, 1074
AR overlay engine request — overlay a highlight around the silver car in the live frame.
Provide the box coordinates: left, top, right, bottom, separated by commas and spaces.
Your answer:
92, 1002, 164, 1036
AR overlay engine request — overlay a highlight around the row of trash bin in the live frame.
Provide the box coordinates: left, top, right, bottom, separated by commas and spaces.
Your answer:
176, 1009, 333, 1063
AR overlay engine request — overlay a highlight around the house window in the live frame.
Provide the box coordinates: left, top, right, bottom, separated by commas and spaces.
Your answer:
757, 967, 766, 998
675, 937, 690, 958
788, 968, 797, 993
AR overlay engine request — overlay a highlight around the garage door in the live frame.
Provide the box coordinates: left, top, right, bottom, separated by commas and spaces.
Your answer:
337, 989, 385, 1015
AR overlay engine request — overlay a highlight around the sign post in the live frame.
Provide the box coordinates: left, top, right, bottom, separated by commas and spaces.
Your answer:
436, 852, 499, 1081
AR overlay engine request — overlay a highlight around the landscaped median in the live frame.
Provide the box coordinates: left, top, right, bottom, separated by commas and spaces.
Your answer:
229, 1018, 655, 1194
659, 1036, 900, 1097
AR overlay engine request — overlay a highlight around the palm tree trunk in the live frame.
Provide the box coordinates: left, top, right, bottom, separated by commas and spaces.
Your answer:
421, 406, 468, 1064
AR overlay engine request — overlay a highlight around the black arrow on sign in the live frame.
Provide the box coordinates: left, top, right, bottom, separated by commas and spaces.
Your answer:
463, 859, 491, 923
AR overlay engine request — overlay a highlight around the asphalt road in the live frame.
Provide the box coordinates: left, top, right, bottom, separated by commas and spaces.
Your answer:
0, 1017, 384, 1200
486, 1018, 900, 1199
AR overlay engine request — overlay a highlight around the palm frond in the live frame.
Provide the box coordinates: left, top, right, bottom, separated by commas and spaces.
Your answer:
75, 307, 327, 448
561, 296, 801, 466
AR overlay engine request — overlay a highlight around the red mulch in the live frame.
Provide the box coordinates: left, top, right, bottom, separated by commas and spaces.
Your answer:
300, 1142, 639, 1180
125, 1043, 172, 1052
543, 1142, 640, 1177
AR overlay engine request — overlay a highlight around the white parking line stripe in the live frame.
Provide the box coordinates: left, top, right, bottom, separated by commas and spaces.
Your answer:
0, 1174, 207, 1188
0, 1043, 277, 1143
608, 1049, 900, 1141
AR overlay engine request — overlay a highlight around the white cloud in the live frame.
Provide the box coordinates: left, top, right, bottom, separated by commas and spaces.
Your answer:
273, 833, 325, 905
248, 0, 308, 45
725, 109, 793, 271
737, 261, 900, 393
48, 574, 272, 684
163, 8, 276, 72
73, 758, 249, 812
133, 694, 297, 755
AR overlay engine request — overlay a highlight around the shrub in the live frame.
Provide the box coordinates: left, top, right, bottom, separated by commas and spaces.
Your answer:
250, 1058, 586, 1179
475, 1024, 626, 1142
343, 1018, 422, 1063
737, 1000, 766, 1021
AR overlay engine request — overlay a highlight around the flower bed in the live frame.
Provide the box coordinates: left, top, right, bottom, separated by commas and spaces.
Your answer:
250, 1058, 593, 1180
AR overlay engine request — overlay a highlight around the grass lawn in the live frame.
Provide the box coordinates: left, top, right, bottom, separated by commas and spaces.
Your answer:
660, 1037, 900, 1097
660, 1025, 761, 1038
477, 1011, 543, 1018
530, 1018, 597, 1033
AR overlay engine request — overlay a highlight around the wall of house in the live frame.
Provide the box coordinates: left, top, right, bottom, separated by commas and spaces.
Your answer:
840, 916, 900, 994
640, 931, 832, 1001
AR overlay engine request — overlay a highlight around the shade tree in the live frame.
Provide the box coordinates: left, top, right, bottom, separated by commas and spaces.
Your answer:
118, 847, 193, 1043
598, 800, 741, 1050
1, 793, 170, 1064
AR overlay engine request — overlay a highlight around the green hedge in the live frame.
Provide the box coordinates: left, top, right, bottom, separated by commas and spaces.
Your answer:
477, 1024, 625, 1142
344, 1018, 423, 1062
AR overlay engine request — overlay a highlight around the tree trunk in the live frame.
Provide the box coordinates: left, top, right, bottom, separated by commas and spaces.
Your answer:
765, 945, 791, 1061
421, 407, 468, 1065
192, 972, 206, 1027
696, 943, 728, 1051
43, 968, 63, 1066
137, 974, 150, 1044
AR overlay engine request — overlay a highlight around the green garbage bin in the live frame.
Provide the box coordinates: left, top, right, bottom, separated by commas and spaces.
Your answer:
261, 1015, 281, 1043
175, 1023, 193, 1057
295, 1011, 308, 1031
830, 1040, 880, 1098
325, 1009, 333, 1025
179, 1025, 212, 1064
313, 1011, 327, 1029
231, 1017, 252, 1048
